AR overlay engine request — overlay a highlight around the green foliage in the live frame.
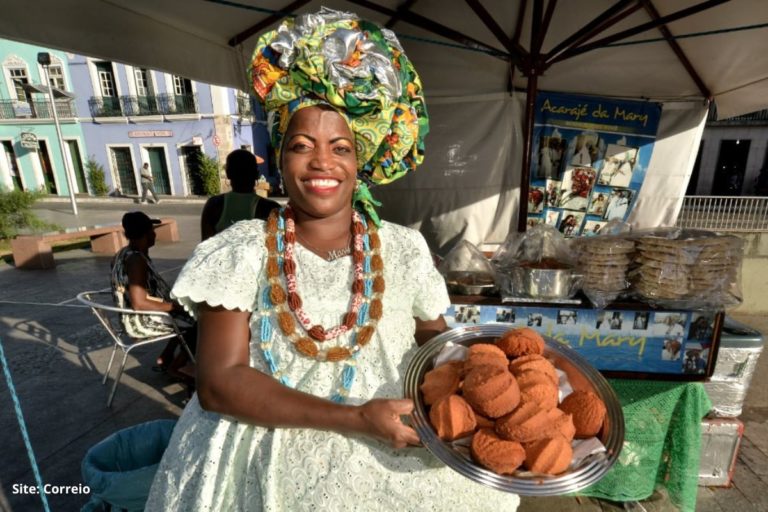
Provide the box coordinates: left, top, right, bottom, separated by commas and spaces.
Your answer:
0, 188, 59, 239
86, 158, 109, 196
197, 153, 222, 196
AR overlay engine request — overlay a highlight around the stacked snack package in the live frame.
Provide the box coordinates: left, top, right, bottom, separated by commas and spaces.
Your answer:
629, 228, 744, 309
573, 236, 635, 308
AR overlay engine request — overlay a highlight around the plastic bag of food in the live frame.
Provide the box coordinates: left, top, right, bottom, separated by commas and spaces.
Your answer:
572, 233, 636, 309
439, 240, 497, 296
628, 228, 744, 309
492, 224, 581, 300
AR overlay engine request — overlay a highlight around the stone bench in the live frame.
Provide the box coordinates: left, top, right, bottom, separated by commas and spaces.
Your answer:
11, 217, 179, 270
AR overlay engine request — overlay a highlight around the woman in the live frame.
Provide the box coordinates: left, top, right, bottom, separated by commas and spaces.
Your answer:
146, 9, 517, 511
111, 211, 195, 381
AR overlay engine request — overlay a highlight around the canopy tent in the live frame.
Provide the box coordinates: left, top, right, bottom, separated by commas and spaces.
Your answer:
2, 0, 767, 250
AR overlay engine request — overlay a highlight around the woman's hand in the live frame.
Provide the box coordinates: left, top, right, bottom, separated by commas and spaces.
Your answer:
357, 398, 421, 449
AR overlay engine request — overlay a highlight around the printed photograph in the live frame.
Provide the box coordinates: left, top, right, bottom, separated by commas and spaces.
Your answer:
455, 305, 481, 324
526, 216, 543, 229
527, 313, 543, 327
536, 134, 567, 179
595, 311, 623, 330
655, 313, 686, 361
495, 308, 516, 323
683, 343, 707, 374
557, 309, 578, 325
546, 179, 562, 207
557, 212, 585, 238
689, 313, 714, 341
545, 209, 561, 226
587, 191, 609, 216
633, 311, 650, 330
558, 167, 597, 211
603, 188, 634, 221
598, 143, 638, 187
567, 132, 602, 168
583, 220, 607, 237
528, 186, 546, 214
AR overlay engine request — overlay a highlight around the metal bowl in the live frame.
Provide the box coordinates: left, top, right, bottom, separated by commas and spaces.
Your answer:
445, 271, 497, 296
507, 266, 579, 299
403, 324, 624, 496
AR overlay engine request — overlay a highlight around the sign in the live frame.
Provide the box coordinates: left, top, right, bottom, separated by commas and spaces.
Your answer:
20, 132, 38, 149
447, 304, 719, 377
128, 130, 173, 138
212, 134, 221, 147
527, 92, 662, 237
191, 136, 203, 146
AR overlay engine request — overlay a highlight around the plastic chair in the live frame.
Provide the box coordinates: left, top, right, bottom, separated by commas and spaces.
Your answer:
77, 290, 196, 407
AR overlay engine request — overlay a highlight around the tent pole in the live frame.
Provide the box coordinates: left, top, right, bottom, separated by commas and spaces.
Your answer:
517, 71, 538, 233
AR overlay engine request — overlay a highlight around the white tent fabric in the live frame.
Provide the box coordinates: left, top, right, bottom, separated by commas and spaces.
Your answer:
376, 94, 708, 253
2, 1, 767, 117
0, 0, 764, 248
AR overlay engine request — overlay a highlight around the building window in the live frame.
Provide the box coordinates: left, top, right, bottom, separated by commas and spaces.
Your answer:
95, 62, 116, 97
173, 76, 192, 96
9, 68, 29, 101
48, 65, 66, 90
135, 68, 152, 96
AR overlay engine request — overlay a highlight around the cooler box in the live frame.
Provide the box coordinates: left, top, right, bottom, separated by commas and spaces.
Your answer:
704, 317, 764, 417
699, 418, 744, 487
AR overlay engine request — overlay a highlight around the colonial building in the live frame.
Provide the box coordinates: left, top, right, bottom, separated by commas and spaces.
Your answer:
688, 109, 768, 196
0, 39, 272, 197
0, 41, 86, 195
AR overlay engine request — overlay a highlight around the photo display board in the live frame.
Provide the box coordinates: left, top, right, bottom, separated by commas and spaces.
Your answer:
446, 303, 721, 378
528, 92, 662, 237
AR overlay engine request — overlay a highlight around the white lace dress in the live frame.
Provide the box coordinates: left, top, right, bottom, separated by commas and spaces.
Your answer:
145, 219, 519, 511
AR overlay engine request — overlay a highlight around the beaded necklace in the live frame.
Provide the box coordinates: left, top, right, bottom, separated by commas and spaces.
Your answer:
258, 206, 384, 402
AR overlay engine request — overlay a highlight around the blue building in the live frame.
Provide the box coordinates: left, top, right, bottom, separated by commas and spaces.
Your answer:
68, 55, 271, 196
0, 40, 87, 195
0, 38, 272, 198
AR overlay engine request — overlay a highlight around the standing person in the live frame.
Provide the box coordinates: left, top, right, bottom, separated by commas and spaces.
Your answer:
146, 8, 518, 511
199, 149, 281, 241
139, 162, 160, 204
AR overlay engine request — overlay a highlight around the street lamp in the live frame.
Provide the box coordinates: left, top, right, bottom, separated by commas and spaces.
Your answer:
37, 52, 78, 216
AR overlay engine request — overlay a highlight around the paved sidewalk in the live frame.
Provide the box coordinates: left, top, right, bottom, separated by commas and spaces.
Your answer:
0, 200, 766, 511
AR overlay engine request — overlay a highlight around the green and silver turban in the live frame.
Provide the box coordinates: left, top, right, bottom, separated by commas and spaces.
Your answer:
249, 7, 429, 224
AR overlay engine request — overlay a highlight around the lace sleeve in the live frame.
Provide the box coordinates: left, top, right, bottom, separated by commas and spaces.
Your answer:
406, 228, 450, 321
171, 221, 264, 318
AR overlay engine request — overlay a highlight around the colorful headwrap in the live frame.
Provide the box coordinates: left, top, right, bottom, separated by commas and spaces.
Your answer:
249, 7, 429, 225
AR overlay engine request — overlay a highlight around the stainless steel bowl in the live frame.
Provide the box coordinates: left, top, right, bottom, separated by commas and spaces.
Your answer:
445, 271, 497, 296
403, 324, 624, 496
508, 266, 578, 299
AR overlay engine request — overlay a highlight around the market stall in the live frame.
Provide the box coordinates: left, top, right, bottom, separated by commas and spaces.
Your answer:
2, 1, 767, 510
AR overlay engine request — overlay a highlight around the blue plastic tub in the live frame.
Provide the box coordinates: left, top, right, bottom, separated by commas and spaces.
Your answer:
81, 419, 176, 512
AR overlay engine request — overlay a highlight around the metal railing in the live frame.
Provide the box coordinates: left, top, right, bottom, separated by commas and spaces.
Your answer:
157, 93, 198, 115
676, 195, 768, 232
707, 106, 768, 125
89, 93, 198, 117
120, 94, 162, 116
0, 99, 76, 119
88, 96, 123, 117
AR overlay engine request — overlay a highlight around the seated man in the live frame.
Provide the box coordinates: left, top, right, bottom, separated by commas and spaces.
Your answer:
111, 211, 195, 387
200, 149, 280, 241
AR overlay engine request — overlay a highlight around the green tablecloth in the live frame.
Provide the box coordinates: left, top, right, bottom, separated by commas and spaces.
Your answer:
579, 380, 712, 512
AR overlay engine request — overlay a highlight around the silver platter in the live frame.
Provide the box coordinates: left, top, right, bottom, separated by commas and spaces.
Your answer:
403, 324, 624, 496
